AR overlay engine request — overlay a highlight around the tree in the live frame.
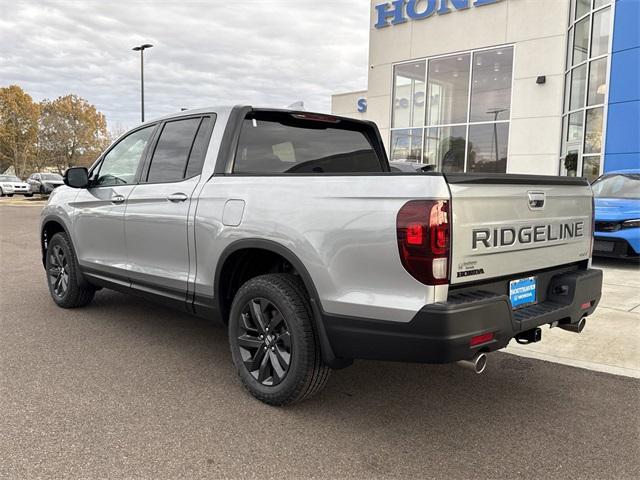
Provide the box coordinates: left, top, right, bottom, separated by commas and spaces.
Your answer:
0, 85, 39, 177
39, 94, 109, 172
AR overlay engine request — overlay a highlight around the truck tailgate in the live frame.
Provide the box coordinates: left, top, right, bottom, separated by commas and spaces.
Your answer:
445, 174, 593, 284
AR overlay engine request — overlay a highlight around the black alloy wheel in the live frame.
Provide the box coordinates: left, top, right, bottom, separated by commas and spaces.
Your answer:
228, 273, 331, 405
45, 232, 95, 308
237, 298, 292, 386
47, 244, 70, 299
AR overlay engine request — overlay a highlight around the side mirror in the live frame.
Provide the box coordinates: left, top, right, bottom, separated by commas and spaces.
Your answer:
64, 167, 89, 188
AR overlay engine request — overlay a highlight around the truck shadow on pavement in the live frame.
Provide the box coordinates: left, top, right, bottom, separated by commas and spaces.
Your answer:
62, 288, 638, 478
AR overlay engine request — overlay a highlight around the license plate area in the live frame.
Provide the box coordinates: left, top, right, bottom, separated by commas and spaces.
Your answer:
594, 240, 614, 252
509, 276, 537, 310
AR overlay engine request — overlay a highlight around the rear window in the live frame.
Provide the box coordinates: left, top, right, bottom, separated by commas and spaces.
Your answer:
233, 112, 384, 174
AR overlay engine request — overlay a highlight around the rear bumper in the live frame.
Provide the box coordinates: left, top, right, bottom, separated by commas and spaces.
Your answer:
324, 268, 602, 364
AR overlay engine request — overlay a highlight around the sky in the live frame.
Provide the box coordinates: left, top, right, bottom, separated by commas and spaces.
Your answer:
0, 0, 370, 131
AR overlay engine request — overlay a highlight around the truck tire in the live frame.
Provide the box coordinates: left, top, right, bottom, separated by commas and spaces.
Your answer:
45, 232, 95, 308
228, 273, 331, 405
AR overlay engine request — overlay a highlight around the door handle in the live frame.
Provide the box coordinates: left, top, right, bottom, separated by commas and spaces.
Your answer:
111, 194, 126, 204
167, 192, 188, 203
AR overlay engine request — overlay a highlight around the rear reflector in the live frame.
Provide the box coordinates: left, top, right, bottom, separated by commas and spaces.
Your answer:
580, 301, 592, 310
396, 200, 450, 285
470, 332, 494, 347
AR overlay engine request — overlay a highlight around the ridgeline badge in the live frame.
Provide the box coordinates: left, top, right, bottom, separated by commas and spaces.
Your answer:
374, 0, 503, 29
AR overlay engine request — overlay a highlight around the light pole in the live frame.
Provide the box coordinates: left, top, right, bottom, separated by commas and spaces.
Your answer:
132, 44, 153, 122
486, 108, 507, 165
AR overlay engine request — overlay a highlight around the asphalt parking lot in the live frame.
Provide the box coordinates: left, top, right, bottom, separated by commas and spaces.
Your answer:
1, 202, 639, 479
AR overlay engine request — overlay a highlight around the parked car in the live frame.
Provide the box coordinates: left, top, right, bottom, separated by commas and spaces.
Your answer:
39, 106, 602, 405
591, 169, 640, 259
0, 175, 32, 197
28, 172, 64, 194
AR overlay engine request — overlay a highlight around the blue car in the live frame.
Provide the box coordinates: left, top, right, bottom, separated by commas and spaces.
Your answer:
591, 169, 640, 259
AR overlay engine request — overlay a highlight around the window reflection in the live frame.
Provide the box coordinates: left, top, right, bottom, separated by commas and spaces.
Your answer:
390, 47, 512, 172
568, 111, 584, 145
470, 48, 513, 122
587, 57, 607, 106
561, 0, 613, 178
569, 64, 587, 111
390, 129, 424, 162
584, 107, 604, 154
582, 155, 602, 182
572, 17, 590, 65
576, 0, 591, 20
424, 126, 467, 172
591, 7, 611, 58
392, 62, 426, 128
468, 123, 509, 173
426, 54, 470, 126
594, 0, 611, 9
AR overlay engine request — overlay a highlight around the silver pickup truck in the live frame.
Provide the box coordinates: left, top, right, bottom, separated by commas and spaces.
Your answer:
40, 106, 603, 405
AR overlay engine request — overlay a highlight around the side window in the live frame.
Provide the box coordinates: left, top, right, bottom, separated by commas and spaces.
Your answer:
95, 126, 154, 187
184, 116, 215, 179
146, 118, 201, 183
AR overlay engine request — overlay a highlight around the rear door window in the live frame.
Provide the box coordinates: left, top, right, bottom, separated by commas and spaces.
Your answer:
145, 115, 216, 183
146, 118, 201, 183
233, 112, 384, 174
184, 116, 215, 179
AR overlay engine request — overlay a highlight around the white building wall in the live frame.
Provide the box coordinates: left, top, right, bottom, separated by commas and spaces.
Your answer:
332, 0, 571, 175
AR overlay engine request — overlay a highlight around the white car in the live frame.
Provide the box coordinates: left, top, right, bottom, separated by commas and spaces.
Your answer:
0, 175, 32, 197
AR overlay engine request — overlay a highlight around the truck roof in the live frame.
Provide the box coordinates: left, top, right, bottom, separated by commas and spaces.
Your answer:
144, 105, 237, 125
142, 105, 370, 127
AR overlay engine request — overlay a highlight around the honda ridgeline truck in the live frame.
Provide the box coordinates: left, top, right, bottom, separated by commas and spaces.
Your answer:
40, 107, 603, 405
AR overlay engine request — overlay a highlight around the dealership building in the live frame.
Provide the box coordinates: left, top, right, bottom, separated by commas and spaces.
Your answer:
331, 0, 639, 180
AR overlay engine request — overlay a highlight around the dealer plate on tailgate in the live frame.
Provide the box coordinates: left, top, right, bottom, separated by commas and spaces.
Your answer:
509, 276, 537, 309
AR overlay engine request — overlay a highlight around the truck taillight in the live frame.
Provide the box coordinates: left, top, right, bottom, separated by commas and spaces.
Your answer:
396, 200, 450, 285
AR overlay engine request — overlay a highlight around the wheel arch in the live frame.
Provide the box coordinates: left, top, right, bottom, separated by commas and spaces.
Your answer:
215, 238, 350, 368
41, 215, 70, 267
40, 215, 91, 288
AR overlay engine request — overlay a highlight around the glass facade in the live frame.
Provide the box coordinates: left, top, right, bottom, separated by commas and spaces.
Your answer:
560, 0, 612, 181
390, 46, 513, 173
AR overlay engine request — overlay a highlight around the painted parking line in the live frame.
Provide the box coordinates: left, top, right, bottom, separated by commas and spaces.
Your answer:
506, 345, 640, 379
0, 198, 47, 206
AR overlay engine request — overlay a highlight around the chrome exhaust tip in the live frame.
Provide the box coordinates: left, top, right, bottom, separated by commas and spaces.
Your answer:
559, 317, 587, 333
457, 352, 487, 374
